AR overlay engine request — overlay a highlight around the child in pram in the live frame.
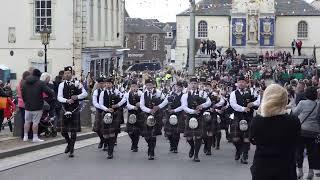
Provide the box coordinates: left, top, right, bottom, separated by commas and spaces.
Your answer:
38, 101, 57, 137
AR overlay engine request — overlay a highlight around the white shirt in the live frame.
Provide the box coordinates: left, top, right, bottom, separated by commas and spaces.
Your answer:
140, 89, 168, 113
229, 89, 260, 112
57, 81, 88, 103
98, 88, 122, 112
92, 88, 103, 110
181, 91, 212, 114
126, 90, 143, 110
169, 92, 184, 113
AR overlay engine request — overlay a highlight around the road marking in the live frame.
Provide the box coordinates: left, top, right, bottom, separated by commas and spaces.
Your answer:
0, 132, 127, 172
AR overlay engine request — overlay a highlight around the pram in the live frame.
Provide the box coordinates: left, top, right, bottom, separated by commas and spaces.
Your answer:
38, 101, 57, 137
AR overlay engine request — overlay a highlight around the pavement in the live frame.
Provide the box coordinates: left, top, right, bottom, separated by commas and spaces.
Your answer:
0, 133, 254, 180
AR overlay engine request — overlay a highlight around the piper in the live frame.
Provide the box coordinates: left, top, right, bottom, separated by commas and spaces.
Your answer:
140, 79, 168, 160
229, 75, 260, 164
57, 66, 88, 158
181, 77, 211, 162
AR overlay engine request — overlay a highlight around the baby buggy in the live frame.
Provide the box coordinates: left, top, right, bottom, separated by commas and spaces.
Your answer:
38, 102, 57, 137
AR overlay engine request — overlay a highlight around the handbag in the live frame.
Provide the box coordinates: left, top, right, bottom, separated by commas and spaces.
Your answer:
0, 97, 7, 110
300, 102, 318, 138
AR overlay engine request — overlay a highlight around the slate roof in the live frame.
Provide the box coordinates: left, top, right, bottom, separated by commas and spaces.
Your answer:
275, 0, 320, 16
177, 0, 320, 16
125, 18, 166, 34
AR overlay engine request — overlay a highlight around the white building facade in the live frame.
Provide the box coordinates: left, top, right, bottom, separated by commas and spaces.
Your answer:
0, 0, 125, 84
175, 0, 320, 70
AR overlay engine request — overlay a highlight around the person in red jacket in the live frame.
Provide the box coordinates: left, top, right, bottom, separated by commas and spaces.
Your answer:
296, 40, 303, 56
3, 97, 15, 132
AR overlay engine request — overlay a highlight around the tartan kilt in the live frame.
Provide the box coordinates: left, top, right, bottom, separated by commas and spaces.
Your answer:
126, 111, 144, 134
230, 117, 250, 139
57, 110, 81, 133
164, 112, 185, 135
93, 110, 103, 132
184, 114, 204, 138
141, 112, 163, 138
100, 110, 122, 135
219, 112, 231, 130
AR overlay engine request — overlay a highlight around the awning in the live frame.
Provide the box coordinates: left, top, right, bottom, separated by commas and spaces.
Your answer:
0, 64, 10, 70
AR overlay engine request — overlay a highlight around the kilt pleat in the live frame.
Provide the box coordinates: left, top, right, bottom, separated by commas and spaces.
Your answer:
57, 110, 81, 133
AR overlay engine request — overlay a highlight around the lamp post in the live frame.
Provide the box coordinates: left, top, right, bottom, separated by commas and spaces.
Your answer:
40, 24, 51, 72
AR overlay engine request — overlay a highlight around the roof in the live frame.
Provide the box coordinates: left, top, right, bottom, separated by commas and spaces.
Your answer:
275, 0, 320, 16
125, 18, 166, 34
177, 0, 320, 16
177, 0, 232, 16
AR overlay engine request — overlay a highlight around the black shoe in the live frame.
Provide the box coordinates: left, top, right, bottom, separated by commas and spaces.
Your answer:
69, 153, 74, 158
203, 146, 207, 154
215, 146, 220, 150
170, 147, 174, 152
240, 157, 248, 164
132, 148, 138, 152
64, 144, 70, 154
235, 151, 241, 161
189, 147, 195, 158
98, 141, 103, 149
148, 155, 154, 160
193, 157, 200, 162
103, 142, 108, 151
131, 144, 134, 151
206, 151, 212, 156
173, 149, 178, 153
107, 154, 113, 159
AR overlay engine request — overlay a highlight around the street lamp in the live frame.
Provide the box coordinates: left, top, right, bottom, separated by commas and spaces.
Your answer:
40, 24, 51, 72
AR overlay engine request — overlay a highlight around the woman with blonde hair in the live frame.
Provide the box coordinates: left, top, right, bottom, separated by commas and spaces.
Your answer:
250, 84, 301, 180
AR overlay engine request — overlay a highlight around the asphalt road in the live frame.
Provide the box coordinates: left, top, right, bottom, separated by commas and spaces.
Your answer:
0, 135, 253, 180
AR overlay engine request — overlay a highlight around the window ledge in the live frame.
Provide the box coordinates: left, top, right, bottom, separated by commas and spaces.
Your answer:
297, 37, 308, 40
30, 35, 56, 41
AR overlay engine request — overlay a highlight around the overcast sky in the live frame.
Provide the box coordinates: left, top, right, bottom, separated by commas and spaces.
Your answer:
125, 0, 314, 22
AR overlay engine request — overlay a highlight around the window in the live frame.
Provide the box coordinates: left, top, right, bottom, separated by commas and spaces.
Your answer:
166, 32, 172, 38
198, 20, 208, 38
297, 21, 308, 39
34, 0, 52, 33
139, 36, 145, 50
153, 36, 158, 50
124, 36, 128, 48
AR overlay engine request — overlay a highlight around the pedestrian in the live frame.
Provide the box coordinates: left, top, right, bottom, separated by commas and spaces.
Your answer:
22, 69, 55, 142
297, 40, 303, 56
0, 80, 9, 133
250, 84, 301, 180
92, 77, 106, 150
291, 39, 297, 55
57, 66, 88, 157
293, 86, 320, 180
140, 79, 168, 160
98, 77, 123, 159
181, 77, 211, 162
16, 71, 31, 139
229, 75, 260, 164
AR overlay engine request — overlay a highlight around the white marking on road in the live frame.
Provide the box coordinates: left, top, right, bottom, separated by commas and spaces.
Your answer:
0, 132, 127, 172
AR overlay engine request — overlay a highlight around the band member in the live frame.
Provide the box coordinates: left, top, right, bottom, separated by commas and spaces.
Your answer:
164, 81, 185, 153
182, 77, 211, 162
92, 77, 105, 149
204, 85, 225, 155
140, 79, 168, 160
57, 66, 88, 158
114, 80, 143, 152
99, 77, 122, 159
229, 75, 260, 164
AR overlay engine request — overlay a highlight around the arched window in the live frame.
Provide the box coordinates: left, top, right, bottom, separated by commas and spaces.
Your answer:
198, 20, 208, 38
153, 36, 158, 50
297, 21, 308, 38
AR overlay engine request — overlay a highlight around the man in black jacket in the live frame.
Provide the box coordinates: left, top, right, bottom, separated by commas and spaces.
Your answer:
22, 69, 54, 142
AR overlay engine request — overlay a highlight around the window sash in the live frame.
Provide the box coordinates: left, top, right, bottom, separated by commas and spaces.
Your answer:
153, 37, 158, 50
198, 21, 208, 38
297, 22, 308, 38
34, 0, 52, 33
139, 36, 144, 50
